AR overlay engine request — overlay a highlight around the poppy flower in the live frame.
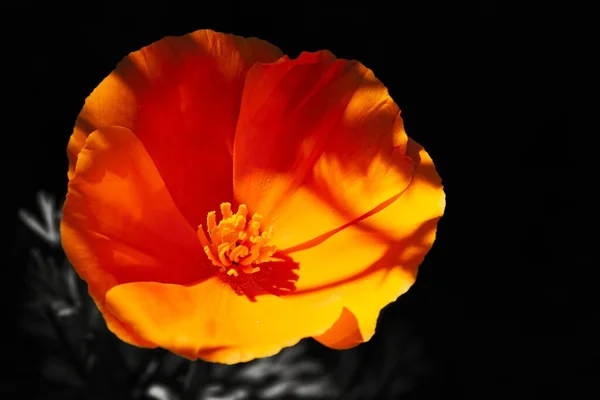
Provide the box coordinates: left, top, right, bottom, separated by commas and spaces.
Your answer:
61, 29, 445, 364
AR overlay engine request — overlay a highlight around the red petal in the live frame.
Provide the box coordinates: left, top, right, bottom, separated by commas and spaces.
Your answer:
62, 126, 211, 347
233, 51, 414, 249
69, 30, 283, 228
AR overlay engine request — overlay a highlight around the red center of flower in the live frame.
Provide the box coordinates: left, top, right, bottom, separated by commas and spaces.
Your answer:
197, 203, 277, 276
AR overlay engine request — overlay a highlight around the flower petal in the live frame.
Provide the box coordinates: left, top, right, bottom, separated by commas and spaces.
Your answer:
312, 140, 445, 349
233, 51, 414, 248
61, 126, 210, 346
69, 29, 283, 228
104, 277, 344, 364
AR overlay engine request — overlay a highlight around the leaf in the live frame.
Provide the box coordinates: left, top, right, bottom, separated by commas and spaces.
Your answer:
18, 191, 62, 247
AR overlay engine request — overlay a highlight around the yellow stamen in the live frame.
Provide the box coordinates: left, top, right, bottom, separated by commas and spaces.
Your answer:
197, 203, 277, 276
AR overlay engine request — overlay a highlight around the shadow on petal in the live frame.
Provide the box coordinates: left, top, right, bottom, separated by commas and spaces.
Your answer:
309, 217, 442, 349
285, 217, 440, 296
221, 253, 300, 302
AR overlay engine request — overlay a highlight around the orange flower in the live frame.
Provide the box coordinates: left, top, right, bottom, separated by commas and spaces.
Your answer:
61, 29, 445, 364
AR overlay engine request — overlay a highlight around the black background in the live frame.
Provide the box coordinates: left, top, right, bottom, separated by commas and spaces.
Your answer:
5, 3, 589, 399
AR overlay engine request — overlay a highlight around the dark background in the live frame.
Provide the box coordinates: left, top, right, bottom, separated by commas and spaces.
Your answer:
5, 4, 589, 399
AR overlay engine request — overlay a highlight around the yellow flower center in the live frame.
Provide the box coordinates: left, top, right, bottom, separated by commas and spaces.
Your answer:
197, 203, 277, 277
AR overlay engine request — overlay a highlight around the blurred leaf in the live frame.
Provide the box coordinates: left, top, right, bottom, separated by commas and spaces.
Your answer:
189, 342, 338, 400
145, 383, 180, 400
40, 353, 85, 388
118, 341, 154, 373
18, 191, 62, 247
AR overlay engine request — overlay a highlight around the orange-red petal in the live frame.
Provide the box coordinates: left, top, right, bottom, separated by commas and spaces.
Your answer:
69, 29, 283, 228
233, 51, 414, 249
104, 277, 344, 364
232, 51, 444, 350
61, 126, 211, 346
312, 140, 445, 348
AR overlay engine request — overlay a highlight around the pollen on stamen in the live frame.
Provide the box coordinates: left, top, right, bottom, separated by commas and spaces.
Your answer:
197, 202, 277, 277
